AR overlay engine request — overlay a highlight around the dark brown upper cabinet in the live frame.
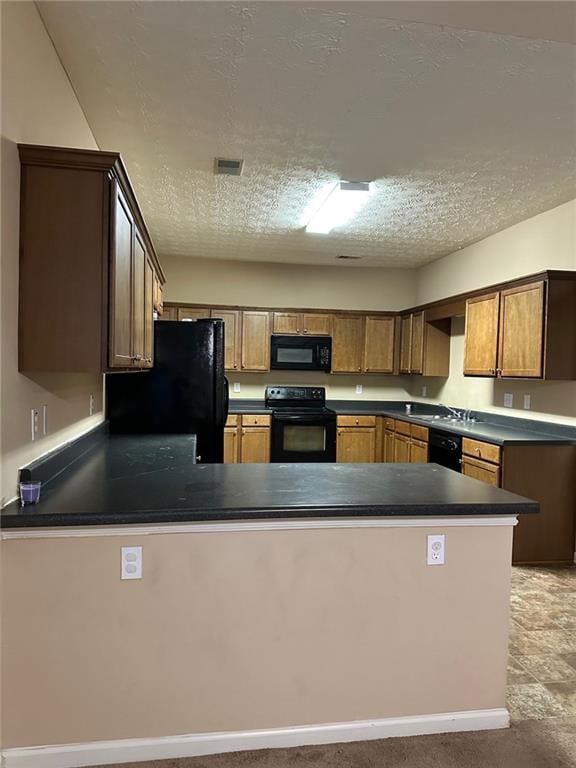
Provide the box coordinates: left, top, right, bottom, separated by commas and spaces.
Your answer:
18, 144, 165, 373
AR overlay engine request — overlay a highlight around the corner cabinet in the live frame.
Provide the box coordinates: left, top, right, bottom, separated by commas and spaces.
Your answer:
18, 144, 164, 373
399, 312, 450, 376
463, 277, 576, 380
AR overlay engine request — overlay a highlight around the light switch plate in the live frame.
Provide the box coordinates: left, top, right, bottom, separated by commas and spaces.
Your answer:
523, 393, 531, 410
504, 392, 513, 408
355, 384, 363, 395
233, 383, 241, 393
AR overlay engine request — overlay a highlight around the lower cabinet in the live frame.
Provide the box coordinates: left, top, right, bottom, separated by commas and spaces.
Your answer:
393, 433, 411, 462
336, 416, 376, 462
240, 428, 270, 463
410, 439, 428, 463
461, 438, 501, 486
383, 418, 429, 464
224, 414, 271, 463
224, 416, 240, 464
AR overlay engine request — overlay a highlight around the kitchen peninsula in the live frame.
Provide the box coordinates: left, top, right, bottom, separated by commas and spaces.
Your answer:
2, 430, 537, 765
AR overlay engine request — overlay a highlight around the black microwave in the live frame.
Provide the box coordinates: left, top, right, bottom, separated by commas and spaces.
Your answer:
270, 335, 332, 372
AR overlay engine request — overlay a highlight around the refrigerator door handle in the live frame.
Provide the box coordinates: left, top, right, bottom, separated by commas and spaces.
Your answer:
223, 376, 230, 425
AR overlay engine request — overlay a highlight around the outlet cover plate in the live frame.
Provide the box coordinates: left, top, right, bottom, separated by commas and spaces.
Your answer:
427, 534, 445, 566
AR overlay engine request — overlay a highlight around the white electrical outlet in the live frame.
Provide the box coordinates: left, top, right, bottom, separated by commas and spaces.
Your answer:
30, 409, 39, 441
233, 382, 241, 393
355, 384, 363, 395
504, 392, 514, 408
427, 534, 445, 566
422, 385, 427, 397
42, 405, 48, 436
89, 394, 95, 416
121, 546, 142, 580
523, 393, 531, 410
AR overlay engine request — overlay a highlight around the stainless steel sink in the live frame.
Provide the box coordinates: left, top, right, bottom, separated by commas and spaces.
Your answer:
412, 414, 482, 425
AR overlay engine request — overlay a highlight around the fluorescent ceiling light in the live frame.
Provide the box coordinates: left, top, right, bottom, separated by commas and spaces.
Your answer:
305, 181, 371, 234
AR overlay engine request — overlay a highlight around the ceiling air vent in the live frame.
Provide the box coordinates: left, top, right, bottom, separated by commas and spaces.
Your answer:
214, 158, 244, 176
336, 254, 362, 260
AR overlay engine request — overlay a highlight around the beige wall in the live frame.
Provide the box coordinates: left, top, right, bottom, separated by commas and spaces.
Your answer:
162, 255, 416, 312
0, 2, 104, 506
412, 200, 576, 426
2, 523, 513, 748
416, 199, 576, 305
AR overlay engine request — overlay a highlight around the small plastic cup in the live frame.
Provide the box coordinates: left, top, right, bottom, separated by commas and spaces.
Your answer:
20, 481, 41, 506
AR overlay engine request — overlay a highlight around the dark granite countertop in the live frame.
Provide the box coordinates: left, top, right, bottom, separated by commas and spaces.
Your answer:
229, 400, 575, 446
2, 433, 538, 529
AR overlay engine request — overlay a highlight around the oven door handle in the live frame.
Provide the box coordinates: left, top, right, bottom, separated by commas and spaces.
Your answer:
273, 414, 330, 424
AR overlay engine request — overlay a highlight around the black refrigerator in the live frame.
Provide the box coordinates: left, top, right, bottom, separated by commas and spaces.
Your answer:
106, 320, 228, 463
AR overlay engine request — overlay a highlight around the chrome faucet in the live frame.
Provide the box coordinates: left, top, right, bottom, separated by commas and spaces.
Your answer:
446, 406, 462, 420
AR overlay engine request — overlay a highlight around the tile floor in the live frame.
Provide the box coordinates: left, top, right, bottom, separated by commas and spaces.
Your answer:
507, 565, 576, 721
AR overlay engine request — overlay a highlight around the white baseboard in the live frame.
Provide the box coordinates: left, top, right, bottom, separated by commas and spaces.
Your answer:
3, 708, 509, 768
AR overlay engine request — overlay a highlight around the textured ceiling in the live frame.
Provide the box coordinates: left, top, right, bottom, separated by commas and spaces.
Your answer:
39, 2, 576, 267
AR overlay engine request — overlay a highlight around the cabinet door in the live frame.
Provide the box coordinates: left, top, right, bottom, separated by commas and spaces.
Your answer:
410, 439, 428, 464
384, 430, 395, 462
109, 183, 134, 368
241, 311, 271, 371
363, 316, 395, 373
143, 257, 154, 368
131, 229, 146, 366
464, 293, 500, 376
273, 312, 300, 334
159, 306, 177, 321
498, 282, 544, 378
224, 427, 240, 463
302, 313, 332, 336
331, 315, 364, 373
178, 307, 211, 321
394, 433, 411, 463
462, 456, 500, 487
211, 309, 241, 371
336, 428, 376, 463
399, 315, 412, 373
410, 312, 424, 374
240, 427, 270, 463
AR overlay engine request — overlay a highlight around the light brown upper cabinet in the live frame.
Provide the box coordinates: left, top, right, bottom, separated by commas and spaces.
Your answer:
109, 183, 135, 368
241, 311, 271, 371
143, 257, 154, 368
178, 307, 211, 322
210, 309, 241, 371
363, 316, 396, 374
463, 293, 500, 376
399, 311, 450, 376
18, 145, 164, 373
272, 312, 332, 335
462, 280, 573, 379
331, 315, 364, 373
498, 283, 544, 378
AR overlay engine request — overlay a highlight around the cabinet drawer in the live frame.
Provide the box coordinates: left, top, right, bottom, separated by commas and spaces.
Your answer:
462, 455, 501, 487
337, 415, 377, 427
410, 424, 429, 442
394, 419, 411, 436
241, 414, 271, 427
462, 438, 501, 465
384, 417, 396, 430
226, 414, 239, 427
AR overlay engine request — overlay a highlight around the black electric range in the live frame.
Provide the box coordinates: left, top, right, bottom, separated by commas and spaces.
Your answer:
266, 386, 337, 463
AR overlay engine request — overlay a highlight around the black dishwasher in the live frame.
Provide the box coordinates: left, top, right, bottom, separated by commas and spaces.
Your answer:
429, 430, 462, 472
